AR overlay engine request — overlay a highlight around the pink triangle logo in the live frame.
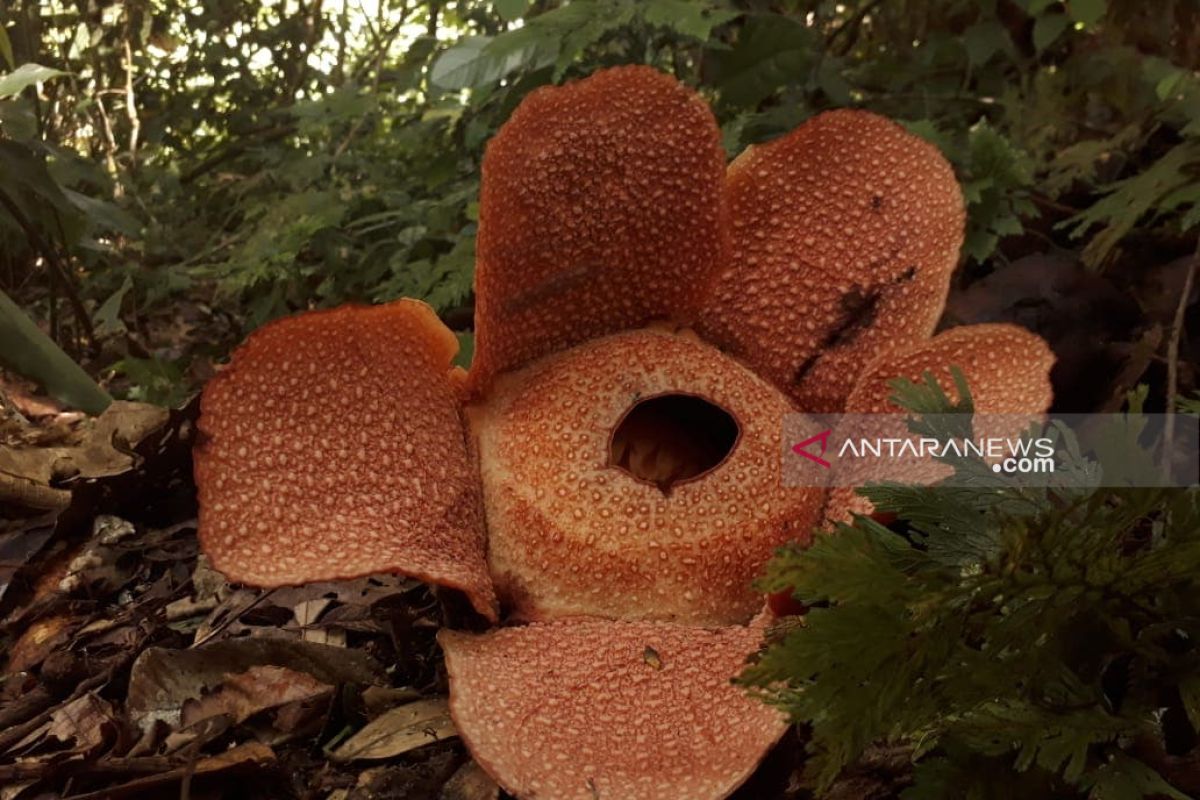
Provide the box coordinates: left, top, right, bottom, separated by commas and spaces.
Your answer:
792, 429, 833, 469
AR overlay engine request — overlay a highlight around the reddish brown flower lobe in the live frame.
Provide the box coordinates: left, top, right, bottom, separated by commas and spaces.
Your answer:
698, 110, 965, 411
195, 300, 497, 620
823, 322, 1056, 523
440, 619, 786, 800
468, 65, 728, 394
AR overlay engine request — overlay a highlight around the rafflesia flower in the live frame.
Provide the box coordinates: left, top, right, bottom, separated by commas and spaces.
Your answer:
195, 66, 1054, 799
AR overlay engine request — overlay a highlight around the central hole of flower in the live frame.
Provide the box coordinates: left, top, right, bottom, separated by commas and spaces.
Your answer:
609, 393, 740, 494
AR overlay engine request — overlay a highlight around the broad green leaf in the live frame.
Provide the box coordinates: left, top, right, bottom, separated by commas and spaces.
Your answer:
0, 62, 68, 99
453, 331, 474, 369
552, 3, 635, 79
1018, 0, 1058, 13
63, 188, 143, 238
0, 140, 78, 218
0, 26, 13, 69
430, 37, 502, 91
1180, 676, 1200, 738
1061, 141, 1200, 268
0, 98, 38, 142
962, 21, 1013, 67
93, 275, 133, 337
494, 0, 527, 22
1155, 71, 1185, 101
641, 0, 740, 42
1086, 753, 1190, 800
0, 289, 111, 415
430, 33, 550, 90
430, 2, 603, 90
1033, 13, 1070, 52
815, 56, 851, 104
710, 14, 816, 110
1067, 0, 1106, 26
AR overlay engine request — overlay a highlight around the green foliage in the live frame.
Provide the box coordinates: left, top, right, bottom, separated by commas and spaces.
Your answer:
745, 379, 1200, 798
430, 0, 737, 92
2, 0, 1198, 403
0, 287, 111, 414
0, 63, 66, 99
1062, 140, 1200, 268
910, 120, 1037, 264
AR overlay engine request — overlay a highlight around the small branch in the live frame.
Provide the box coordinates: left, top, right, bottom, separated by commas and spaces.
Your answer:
826, 0, 885, 57
93, 93, 122, 193
123, 38, 140, 174
180, 123, 296, 184
427, 0, 441, 37
335, 14, 411, 160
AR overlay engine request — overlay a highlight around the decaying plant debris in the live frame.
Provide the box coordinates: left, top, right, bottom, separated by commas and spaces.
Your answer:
0, 387, 899, 799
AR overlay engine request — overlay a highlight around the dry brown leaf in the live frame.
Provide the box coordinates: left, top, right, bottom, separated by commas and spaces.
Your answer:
193, 574, 411, 644
0, 512, 57, 604
0, 401, 168, 489
5, 613, 76, 673
360, 685, 423, 717
57, 514, 137, 595
181, 664, 332, 728
332, 698, 456, 761
0, 779, 36, 800
7, 692, 115, 758
440, 760, 500, 800
127, 637, 385, 732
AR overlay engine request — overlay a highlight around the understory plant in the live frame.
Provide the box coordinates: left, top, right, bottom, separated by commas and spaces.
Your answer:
746, 380, 1200, 800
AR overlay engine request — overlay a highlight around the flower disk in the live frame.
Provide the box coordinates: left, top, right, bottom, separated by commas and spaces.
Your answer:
440, 619, 787, 800
470, 328, 824, 625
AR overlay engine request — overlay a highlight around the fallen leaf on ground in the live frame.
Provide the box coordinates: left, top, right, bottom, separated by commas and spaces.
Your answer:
6, 692, 115, 759
5, 613, 77, 673
0, 512, 57, 604
58, 514, 137, 594
332, 698, 456, 761
343, 749, 460, 798
360, 685, 422, 717
193, 574, 412, 644
127, 637, 385, 732
440, 759, 500, 800
0, 401, 168, 489
181, 664, 333, 728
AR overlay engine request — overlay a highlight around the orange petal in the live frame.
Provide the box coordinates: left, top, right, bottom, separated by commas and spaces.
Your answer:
468, 65, 727, 394
469, 328, 824, 626
195, 300, 498, 620
440, 619, 787, 800
823, 323, 1055, 524
698, 110, 965, 411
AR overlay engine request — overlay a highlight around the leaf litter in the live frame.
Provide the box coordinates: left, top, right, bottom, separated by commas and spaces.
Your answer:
0, 386, 812, 799
0, 391, 506, 799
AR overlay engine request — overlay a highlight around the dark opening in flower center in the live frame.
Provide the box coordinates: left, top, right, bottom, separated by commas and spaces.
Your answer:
609, 393, 740, 494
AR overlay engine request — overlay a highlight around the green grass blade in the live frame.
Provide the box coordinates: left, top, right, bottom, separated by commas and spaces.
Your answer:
0, 289, 111, 415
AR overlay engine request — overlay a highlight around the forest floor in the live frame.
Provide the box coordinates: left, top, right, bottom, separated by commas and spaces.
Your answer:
0, 247, 1196, 800
0, 392, 827, 800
